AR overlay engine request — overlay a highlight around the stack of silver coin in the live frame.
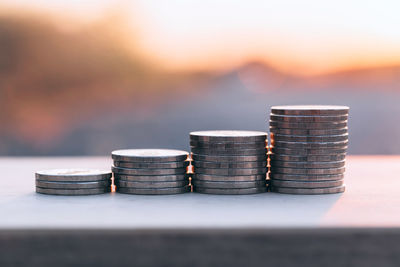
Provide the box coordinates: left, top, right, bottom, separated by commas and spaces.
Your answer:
269, 105, 349, 194
35, 169, 112, 195
190, 130, 268, 195
112, 149, 190, 195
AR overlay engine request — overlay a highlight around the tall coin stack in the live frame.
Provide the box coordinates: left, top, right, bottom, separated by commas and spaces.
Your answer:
269, 105, 349, 194
35, 169, 112, 195
112, 149, 190, 195
190, 131, 268, 195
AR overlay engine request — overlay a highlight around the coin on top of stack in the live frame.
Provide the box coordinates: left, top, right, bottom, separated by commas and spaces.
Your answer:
269, 105, 349, 195
112, 149, 190, 195
190, 130, 268, 195
35, 169, 112, 195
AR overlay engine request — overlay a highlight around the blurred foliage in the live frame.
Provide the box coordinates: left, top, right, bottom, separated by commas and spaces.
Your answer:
0, 12, 209, 148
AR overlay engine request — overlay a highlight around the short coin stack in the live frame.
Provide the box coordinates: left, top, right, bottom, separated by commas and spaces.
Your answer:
269, 105, 349, 194
35, 169, 112, 195
112, 149, 190, 195
190, 131, 268, 195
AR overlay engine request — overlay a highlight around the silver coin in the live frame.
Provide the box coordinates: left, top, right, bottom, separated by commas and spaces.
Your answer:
192, 154, 267, 162
190, 130, 267, 142
35, 169, 112, 182
270, 153, 346, 162
271, 166, 345, 175
271, 160, 345, 168
272, 140, 348, 149
192, 180, 266, 189
271, 185, 345, 194
191, 147, 267, 156
35, 180, 111, 189
117, 186, 190, 195
270, 147, 347, 155
270, 173, 344, 181
36, 187, 110, 196
193, 161, 266, 169
192, 173, 266, 182
271, 179, 344, 188
111, 149, 189, 163
114, 174, 188, 182
113, 161, 189, 169
112, 166, 187, 176
271, 105, 349, 116
194, 186, 267, 195
270, 114, 348, 123
115, 180, 188, 189
271, 133, 348, 143
194, 167, 267, 176
269, 120, 347, 129
270, 127, 348, 136
190, 141, 266, 149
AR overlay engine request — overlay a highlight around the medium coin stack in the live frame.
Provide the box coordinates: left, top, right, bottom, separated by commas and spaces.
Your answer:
269, 105, 349, 194
35, 169, 112, 195
112, 149, 190, 195
190, 130, 268, 195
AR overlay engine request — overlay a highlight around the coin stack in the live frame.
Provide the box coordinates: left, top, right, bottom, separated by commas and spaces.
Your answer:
190, 131, 268, 195
112, 149, 190, 195
269, 105, 349, 194
35, 169, 112, 195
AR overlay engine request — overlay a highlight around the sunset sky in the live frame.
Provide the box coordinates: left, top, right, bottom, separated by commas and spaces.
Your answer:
2, 0, 400, 75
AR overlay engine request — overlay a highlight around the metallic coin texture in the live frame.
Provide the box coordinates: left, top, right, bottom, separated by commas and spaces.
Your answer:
112, 166, 187, 176
270, 166, 345, 175
272, 140, 348, 149
269, 106, 349, 194
117, 186, 190, 195
35, 180, 111, 189
270, 114, 348, 122
36, 187, 110, 195
270, 147, 347, 155
115, 180, 188, 189
35, 169, 112, 182
111, 149, 188, 163
270, 153, 346, 162
113, 161, 189, 169
193, 161, 266, 169
269, 120, 347, 129
192, 180, 266, 189
194, 186, 267, 195
270, 127, 348, 136
191, 147, 267, 156
270, 179, 344, 188
194, 167, 267, 176
271, 185, 345, 194
114, 174, 188, 182
270, 173, 344, 181
271, 133, 348, 143
192, 154, 267, 163
192, 174, 266, 182
190, 141, 266, 149
270, 160, 345, 168
271, 105, 349, 116
190, 130, 267, 142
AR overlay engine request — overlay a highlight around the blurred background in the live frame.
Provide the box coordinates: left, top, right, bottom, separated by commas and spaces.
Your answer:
0, 0, 399, 156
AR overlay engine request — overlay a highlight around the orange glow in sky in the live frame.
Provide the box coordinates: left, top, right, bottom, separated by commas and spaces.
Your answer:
2, 0, 400, 75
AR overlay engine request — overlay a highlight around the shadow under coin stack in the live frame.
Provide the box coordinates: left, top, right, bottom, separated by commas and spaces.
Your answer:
112, 149, 190, 195
269, 105, 349, 194
190, 131, 268, 195
35, 169, 112, 195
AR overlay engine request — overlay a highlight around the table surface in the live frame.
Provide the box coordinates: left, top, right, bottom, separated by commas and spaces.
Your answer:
0, 156, 399, 229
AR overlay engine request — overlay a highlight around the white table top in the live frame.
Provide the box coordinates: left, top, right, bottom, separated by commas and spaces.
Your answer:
0, 156, 399, 229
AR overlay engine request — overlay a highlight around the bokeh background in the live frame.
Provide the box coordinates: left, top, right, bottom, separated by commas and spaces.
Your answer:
1, 0, 399, 155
